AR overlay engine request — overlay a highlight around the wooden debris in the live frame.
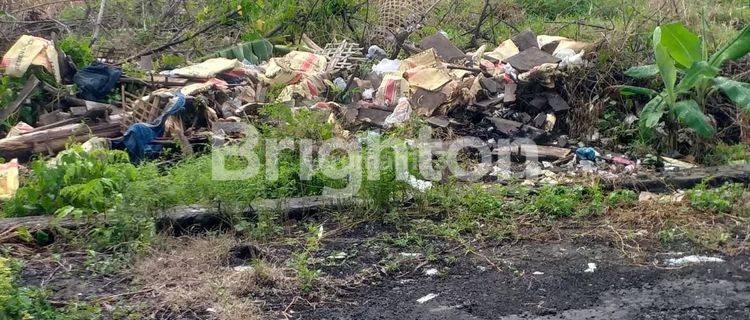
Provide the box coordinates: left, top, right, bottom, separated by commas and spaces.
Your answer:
124, 94, 164, 124
0, 114, 125, 160
0, 75, 39, 123
489, 117, 523, 136
1, 196, 365, 238
494, 144, 571, 161
320, 40, 364, 73
520, 144, 571, 160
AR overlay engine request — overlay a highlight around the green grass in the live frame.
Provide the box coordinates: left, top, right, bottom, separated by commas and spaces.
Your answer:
687, 182, 745, 213
606, 189, 638, 208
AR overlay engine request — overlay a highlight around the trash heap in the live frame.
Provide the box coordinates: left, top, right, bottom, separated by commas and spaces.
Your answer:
348, 30, 590, 150
0, 30, 595, 177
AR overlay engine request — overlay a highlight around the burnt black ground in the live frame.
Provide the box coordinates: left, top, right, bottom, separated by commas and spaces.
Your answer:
13, 221, 750, 319
305, 240, 750, 320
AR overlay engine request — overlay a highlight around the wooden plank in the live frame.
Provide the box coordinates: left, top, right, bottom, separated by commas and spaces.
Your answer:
520, 145, 571, 160
0, 75, 39, 122
0, 114, 125, 160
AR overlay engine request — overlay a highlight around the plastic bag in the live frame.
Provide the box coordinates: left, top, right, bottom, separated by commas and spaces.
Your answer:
0, 159, 19, 200
384, 97, 412, 127
170, 58, 242, 78
261, 51, 327, 85
1, 35, 61, 82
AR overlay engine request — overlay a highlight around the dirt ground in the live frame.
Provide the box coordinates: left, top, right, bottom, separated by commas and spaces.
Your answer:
13, 216, 750, 320
306, 240, 750, 319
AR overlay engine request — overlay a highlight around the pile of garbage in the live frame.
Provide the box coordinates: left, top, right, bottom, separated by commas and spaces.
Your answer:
353, 30, 588, 143
0, 30, 591, 159
6, 29, 696, 195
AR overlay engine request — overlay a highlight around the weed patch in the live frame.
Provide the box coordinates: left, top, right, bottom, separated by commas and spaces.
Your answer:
687, 182, 745, 213
4, 147, 141, 217
606, 189, 638, 208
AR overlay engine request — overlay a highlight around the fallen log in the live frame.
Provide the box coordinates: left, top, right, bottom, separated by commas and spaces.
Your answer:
1, 196, 366, 240
606, 164, 750, 192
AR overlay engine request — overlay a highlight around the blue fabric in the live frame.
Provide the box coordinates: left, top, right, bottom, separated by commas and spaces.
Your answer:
113, 93, 186, 163
576, 147, 598, 161
73, 62, 123, 101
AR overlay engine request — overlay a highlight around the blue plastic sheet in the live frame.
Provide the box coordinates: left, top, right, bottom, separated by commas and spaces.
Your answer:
73, 62, 123, 101
112, 93, 186, 163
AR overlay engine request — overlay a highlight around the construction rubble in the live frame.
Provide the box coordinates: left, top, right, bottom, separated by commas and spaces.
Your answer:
0, 30, 713, 196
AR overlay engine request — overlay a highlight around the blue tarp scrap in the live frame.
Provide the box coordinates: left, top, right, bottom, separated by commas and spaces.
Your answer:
576, 147, 598, 162
73, 62, 123, 101
112, 93, 186, 163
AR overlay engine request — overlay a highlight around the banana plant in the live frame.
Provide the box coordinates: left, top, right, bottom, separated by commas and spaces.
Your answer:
618, 23, 750, 138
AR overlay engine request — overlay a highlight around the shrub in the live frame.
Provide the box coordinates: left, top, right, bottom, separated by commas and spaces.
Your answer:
532, 184, 604, 217
619, 23, 750, 140
57, 35, 94, 68
3, 147, 139, 217
517, 0, 594, 19
533, 185, 579, 217
687, 182, 745, 213
156, 54, 186, 70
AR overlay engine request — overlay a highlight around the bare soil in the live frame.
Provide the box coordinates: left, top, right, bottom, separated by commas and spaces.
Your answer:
12, 217, 750, 320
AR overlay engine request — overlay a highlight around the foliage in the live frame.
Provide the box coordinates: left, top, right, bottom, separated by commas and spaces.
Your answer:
459, 184, 504, 217
704, 143, 750, 165
259, 102, 334, 140
620, 23, 750, 139
156, 54, 186, 71
532, 184, 603, 217
686, 182, 745, 213
606, 189, 638, 207
237, 209, 283, 239
0, 257, 101, 320
290, 224, 323, 293
533, 185, 579, 217
0, 76, 23, 110
195, 0, 358, 43
57, 35, 94, 68
0, 75, 33, 132
516, 0, 599, 19
3, 147, 138, 217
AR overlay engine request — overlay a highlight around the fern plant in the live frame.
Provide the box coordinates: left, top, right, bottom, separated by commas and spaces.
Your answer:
3, 147, 138, 217
618, 23, 750, 139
